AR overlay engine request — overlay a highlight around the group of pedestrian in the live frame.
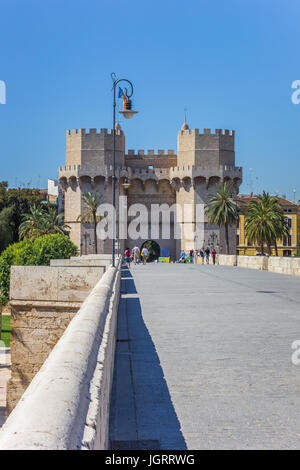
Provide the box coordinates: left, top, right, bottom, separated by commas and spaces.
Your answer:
124, 245, 149, 267
179, 247, 217, 265
124, 245, 217, 267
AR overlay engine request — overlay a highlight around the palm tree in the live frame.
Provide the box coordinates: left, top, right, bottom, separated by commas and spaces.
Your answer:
205, 182, 238, 254
19, 204, 45, 240
19, 205, 70, 241
244, 192, 285, 255
43, 206, 70, 236
77, 191, 102, 254
267, 195, 290, 256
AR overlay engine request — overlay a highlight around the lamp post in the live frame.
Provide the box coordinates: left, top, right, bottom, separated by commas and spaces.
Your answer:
208, 231, 219, 249
83, 231, 90, 255
111, 73, 138, 267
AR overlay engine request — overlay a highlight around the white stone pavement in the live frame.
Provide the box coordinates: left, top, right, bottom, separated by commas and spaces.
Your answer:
109, 263, 300, 450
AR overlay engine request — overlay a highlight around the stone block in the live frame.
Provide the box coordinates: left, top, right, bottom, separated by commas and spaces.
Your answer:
10, 265, 104, 302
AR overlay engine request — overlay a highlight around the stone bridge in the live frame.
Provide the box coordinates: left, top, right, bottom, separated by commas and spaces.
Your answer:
1, 255, 300, 449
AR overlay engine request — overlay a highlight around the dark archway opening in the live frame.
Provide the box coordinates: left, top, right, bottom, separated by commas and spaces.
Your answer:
141, 240, 160, 262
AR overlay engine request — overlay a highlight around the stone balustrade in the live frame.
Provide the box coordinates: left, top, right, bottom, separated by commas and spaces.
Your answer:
268, 256, 300, 276
237, 255, 268, 270
217, 254, 237, 266
217, 254, 300, 275
0, 258, 121, 450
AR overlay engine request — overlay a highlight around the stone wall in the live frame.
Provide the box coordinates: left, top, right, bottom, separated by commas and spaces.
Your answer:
50, 257, 110, 270
6, 265, 105, 415
268, 256, 300, 276
217, 254, 237, 266
237, 255, 268, 270
217, 254, 300, 276
0, 260, 121, 450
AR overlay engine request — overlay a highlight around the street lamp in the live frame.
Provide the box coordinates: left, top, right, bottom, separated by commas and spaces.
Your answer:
111, 73, 138, 267
83, 231, 90, 255
208, 231, 219, 249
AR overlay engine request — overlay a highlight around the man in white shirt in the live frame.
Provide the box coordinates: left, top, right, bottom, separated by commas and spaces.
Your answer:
132, 245, 140, 265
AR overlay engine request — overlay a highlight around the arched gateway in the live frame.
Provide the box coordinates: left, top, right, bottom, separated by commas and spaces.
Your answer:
141, 240, 160, 262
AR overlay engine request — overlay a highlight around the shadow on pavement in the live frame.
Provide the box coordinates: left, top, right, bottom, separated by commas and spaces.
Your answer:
109, 266, 186, 450
120, 267, 137, 294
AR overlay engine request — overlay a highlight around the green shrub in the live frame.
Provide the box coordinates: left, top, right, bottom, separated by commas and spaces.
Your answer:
0, 234, 78, 305
33, 234, 78, 265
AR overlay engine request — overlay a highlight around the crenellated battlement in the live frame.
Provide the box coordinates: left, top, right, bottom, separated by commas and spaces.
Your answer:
170, 164, 242, 173
126, 149, 176, 156
66, 127, 123, 136
180, 128, 235, 137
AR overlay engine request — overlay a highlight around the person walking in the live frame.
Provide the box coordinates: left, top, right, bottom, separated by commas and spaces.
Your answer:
189, 249, 194, 264
199, 249, 205, 264
132, 245, 140, 265
180, 250, 186, 263
141, 246, 149, 265
205, 247, 210, 264
124, 248, 131, 268
211, 248, 217, 265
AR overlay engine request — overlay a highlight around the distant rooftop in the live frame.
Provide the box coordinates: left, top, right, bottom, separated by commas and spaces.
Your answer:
237, 194, 298, 209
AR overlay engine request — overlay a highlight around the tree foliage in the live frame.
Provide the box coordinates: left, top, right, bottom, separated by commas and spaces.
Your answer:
77, 191, 103, 254
0, 207, 14, 252
19, 205, 70, 240
0, 234, 78, 305
244, 192, 289, 255
0, 182, 45, 250
205, 182, 238, 254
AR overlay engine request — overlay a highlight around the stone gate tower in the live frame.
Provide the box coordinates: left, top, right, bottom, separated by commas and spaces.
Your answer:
59, 122, 242, 258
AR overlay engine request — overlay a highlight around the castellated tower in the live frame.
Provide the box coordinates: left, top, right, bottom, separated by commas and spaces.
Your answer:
59, 121, 242, 257
60, 127, 125, 254
175, 123, 240, 253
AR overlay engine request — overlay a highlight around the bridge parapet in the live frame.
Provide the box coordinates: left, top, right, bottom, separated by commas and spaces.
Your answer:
216, 254, 300, 277
0, 257, 121, 450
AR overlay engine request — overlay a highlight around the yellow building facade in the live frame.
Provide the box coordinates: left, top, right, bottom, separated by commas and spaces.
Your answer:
237, 195, 300, 257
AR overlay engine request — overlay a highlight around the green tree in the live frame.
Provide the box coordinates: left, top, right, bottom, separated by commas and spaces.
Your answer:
0, 207, 14, 252
0, 234, 77, 306
269, 198, 290, 256
0, 181, 8, 211
77, 191, 102, 254
244, 192, 287, 255
33, 233, 77, 265
205, 182, 238, 254
18, 204, 45, 240
19, 205, 70, 241
0, 185, 45, 242
40, 206, 70, 237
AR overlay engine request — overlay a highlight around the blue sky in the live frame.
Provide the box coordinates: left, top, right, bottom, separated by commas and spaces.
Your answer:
0, 0, 299, 200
